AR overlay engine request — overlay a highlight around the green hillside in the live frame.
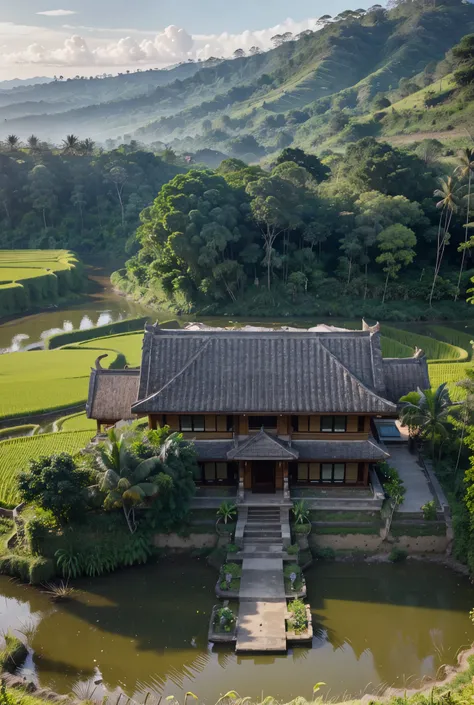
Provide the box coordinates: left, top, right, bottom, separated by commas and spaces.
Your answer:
2, 0, 474, 153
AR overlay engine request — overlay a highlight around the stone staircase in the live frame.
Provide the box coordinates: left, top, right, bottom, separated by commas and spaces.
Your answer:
234, 505, 291, 558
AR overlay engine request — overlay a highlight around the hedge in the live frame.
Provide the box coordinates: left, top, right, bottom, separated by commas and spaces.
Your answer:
0, 554, 55, 584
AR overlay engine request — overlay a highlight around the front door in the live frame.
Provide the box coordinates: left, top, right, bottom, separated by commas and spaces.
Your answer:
252, 461, 276, 493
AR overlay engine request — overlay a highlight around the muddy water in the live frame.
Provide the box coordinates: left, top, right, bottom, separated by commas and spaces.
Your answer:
0, 559, 473, 703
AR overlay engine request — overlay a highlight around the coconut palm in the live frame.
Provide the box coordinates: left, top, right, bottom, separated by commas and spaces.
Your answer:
400, 383, 452, 463
6, 134, 20, 152
27, 134, 40, 153
94, 429, 163, 533
455, 147, 474, 300
62, 134, 80, 155
429, 176, 460, 307
79, 138, 95, 156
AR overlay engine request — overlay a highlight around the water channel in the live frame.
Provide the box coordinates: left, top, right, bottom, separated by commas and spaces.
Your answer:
0, 559, 473, 702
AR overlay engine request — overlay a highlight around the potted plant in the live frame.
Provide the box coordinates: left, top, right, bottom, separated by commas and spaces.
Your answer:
291, 500, 311, 549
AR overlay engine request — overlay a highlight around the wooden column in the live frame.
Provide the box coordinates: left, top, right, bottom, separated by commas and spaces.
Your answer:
148, 415, 157, 430
363, 462, 369, 486
244, 461, 252, 489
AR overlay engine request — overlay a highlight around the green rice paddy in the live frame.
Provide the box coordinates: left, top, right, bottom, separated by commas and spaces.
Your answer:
0, 349, 115, 420
0, 250, 82, 317
0, 430, 93, 507
54, 411, 97, 432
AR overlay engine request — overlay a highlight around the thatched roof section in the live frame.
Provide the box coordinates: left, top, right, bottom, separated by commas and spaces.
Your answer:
132, 327, 396, 415
383, 357, 430, 403
86, 357, 140, 421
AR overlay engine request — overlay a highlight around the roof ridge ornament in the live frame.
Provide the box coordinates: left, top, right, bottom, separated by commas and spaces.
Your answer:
362, 318, 380, 333
413, 347, 425, 359
95, 354, 109, 370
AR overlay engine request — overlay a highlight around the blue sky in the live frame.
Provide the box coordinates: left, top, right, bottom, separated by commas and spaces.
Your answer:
0, 0, 375, 79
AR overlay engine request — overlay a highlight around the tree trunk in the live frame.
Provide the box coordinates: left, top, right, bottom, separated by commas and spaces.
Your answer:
382, 271, 389, 304
455, 171, 471, 301
42, 208, 47, 231
429, 207, 447, 307
364, 262, 368, 300
346, 257, 352, 287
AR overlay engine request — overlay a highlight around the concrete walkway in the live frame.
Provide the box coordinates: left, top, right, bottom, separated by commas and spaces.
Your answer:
239, 558, 285, 600
387, 446, 433, 513
236, 600, 287, 652
236, 556, 287, 652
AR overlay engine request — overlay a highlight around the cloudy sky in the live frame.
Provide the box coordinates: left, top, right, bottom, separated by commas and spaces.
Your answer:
0, 0, 375, 80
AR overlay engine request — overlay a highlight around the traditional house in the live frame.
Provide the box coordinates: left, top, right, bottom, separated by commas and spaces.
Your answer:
86, 322, 429, 497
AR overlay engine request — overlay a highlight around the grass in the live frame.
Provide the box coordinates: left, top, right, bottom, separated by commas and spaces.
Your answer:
426, 325, 473, 360
383, 325, 467, 361
428, 362, 472, 401
53, 411, 96, 432
0, 348, 116, 421
380, 337, 413, 358
75, 331, 144, 366
0, 430, 93, 507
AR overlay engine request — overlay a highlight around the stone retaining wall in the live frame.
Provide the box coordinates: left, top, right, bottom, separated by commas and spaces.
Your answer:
310, 533, 449, 553
152, 533, 217, 549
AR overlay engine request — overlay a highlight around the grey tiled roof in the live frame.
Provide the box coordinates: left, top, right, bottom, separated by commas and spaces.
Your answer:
132, 327, 397, 415
192, 436, 388, 461
193, 440, 235, 460
293, 438, 389, 461
383, 358, 430, 403
227, 430, 299, 460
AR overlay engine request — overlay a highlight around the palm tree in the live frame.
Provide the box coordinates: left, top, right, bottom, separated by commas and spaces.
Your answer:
27, 134, 40, 153
95, 429, 162, 533
79, 138, 95, 156
455, 147, 474, 300
429, 176, 459, 307
400, 383, 452, 463
62, 134, 80, 155
6, 134, 20, 152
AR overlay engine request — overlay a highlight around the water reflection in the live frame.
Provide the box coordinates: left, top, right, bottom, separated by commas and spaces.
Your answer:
0, 560, 473, 703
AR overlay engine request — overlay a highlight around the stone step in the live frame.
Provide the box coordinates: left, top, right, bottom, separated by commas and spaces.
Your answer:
244, 536, 280, 544
246, 521, 282, 529
244, 530, 282, 539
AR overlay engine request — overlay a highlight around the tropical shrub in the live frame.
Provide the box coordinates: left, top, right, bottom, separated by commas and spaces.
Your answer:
421, 499, 437, 520
18, 453, 90, 524
287, 599, 308, 634
389, 546, 408, 562
217, 502, 237, 525
215, 606, 236, 632
292, 500, 310, 525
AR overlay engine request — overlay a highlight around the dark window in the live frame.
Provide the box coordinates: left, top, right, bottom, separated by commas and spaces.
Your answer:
227, 415, 234, 432
198, 462, 236, 485
248, 415, 277, 430
321, 463, 345, 483
179, 415, 205, 432
296, 462, 320, 484
321, 416, 347, 433
358, 416, 365, 433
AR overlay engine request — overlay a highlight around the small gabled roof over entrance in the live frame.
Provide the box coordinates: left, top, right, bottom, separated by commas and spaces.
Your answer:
227, 430, 299, 461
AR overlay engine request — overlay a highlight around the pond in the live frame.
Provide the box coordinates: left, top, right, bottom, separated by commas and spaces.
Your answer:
1, 558, 473, 703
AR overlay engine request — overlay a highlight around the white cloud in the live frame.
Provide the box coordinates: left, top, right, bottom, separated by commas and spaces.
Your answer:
37, 9, 78, 16
0, 16, 318, 73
